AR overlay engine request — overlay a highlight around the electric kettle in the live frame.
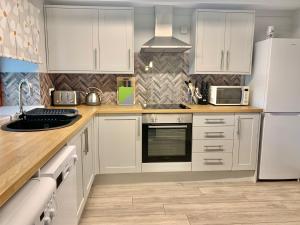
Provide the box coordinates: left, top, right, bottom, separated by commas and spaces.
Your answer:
85, 87, 103, 105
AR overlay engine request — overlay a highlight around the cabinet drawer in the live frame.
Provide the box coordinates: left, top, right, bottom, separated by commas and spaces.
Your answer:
193, 114, 234, 126
192, 153, 232, 171
193, 140, 233, 153
193, 126, 234, 140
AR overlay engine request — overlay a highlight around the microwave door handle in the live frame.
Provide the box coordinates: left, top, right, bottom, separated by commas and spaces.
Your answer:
148, 125, 188, 129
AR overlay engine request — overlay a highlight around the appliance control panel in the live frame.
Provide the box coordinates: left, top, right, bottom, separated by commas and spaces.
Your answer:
143, 114, 192, 124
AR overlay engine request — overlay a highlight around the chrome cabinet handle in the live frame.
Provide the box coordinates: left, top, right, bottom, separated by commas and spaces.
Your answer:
226, 50, 230, 70
81, 133, 85, 155
149, 125, 188, 129
94, 49, 97, 70
204, 132, 225, 138
220, 50, 224, 70
204, 145, 224, 152
205, 118, 225, 124
237, 117, 241, 136
84, 128, 89, 155
204, 158, 224, 165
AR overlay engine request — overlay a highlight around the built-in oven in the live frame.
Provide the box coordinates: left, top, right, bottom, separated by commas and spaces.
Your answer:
142, 114, 192, 163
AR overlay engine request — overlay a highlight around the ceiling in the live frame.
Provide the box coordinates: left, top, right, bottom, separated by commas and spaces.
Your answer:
45, 0, 300, 10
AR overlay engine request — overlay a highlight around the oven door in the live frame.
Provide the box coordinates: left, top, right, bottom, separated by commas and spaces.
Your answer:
142, 123, 192, 163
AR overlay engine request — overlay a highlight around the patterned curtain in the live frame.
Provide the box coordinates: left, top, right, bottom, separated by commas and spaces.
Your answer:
0, 0, 41, 63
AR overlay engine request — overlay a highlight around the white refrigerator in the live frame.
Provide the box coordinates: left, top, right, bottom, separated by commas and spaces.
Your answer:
248, 38, 300, 180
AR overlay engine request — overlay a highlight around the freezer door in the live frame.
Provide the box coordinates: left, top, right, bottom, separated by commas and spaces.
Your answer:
265, 39, 300, 112
259, 113, 300, 179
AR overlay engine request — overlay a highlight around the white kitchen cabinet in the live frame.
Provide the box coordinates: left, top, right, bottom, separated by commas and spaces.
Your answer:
192, 152, 233, 171
192, 113, 260, 172
99, 9, 134, 73
68, 119, 94, 220
192, 12, 226, 73
224, 13, 255, 73
190, 10, 255, 75
45, 6, 134, 74
98, 115, 142, 174
192, 114, 234, 171
45, 6, 98, 72
232, 114, 260, 170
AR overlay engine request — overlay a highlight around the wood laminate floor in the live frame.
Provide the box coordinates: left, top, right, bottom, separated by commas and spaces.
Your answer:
80, 180, 300, 225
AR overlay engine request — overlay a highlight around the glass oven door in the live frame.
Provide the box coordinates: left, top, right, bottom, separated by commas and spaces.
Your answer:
142, 123, 192, 163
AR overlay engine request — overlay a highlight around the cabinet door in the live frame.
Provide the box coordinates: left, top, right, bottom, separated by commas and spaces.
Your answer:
99, 116, 142, 174
224, 13, 255, 74
46, 7, 98, 72
195, 12, 226, 72
68, 133, 84, 218
99, 9, 134, 73
82, 122, 94, 197
233, 114, 260, 170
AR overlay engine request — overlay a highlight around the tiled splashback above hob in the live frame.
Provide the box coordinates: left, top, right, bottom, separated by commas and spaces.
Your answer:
1, 53, 243, 106
48, 53, 243, 105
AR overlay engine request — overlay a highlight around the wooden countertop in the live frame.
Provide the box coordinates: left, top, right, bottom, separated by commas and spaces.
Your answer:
89, 104, 263, 114
0, 104, 262, 207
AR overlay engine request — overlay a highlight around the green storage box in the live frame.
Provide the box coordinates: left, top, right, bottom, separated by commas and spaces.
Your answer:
118, 87, 134, 105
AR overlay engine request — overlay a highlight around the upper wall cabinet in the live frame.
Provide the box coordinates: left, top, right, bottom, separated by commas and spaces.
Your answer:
45, 7, 98, 72
45, 6, 134, 74
0, 0, 41, 63
190, 10, 255, 75
99, 9, 134, 73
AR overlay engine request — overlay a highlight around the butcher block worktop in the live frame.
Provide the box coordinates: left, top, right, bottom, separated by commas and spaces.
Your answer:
0, 104, 262, 207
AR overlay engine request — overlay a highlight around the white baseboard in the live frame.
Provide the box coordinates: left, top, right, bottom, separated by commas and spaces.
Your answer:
142, 162, 192, 172
94, 171, 256, 185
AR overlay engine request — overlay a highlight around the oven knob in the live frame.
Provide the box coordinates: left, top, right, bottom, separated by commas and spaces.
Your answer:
151, 117, 155, 123
178, 116, 182, 123
155, 116, 158, 122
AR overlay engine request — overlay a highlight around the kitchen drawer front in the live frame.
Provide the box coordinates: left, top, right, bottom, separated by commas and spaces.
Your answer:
193, 126, 234, 140
193, 140, 233, 153
192, 153, 233, 171
193, 114, 235, 127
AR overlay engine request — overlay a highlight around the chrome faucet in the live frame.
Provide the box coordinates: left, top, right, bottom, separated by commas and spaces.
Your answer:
18, 79, 33, 114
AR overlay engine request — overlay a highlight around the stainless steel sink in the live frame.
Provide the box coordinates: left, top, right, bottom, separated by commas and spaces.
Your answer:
2, 115, 81, 132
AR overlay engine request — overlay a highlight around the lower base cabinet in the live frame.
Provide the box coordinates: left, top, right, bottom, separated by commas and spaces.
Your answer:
192, 113, 261, 172
68, 119, 94, 221
232, 113, 261, 170
193, 152, 233, 171
98, 115, 142, 174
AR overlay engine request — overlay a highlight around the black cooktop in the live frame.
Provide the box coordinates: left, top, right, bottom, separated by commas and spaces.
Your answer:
143, 104, 190, 109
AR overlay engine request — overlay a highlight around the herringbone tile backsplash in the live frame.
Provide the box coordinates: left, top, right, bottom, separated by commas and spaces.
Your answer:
48, 53, 242, 104
1, 53, 242, 106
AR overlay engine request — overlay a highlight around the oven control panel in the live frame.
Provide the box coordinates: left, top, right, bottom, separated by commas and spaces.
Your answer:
142, 114, 192, 124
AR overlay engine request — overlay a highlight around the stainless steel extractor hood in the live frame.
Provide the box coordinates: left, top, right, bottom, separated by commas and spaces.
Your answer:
141, 6, 192, 53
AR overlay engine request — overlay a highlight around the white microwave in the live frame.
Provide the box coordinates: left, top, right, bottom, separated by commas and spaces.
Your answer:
209, 86, 250, 106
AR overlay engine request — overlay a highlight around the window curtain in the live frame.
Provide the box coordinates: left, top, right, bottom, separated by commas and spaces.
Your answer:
0, 0, 41, 63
